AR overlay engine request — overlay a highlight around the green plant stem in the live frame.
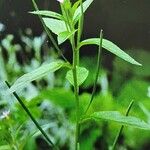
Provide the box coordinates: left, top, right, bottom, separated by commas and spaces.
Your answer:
84, 30, 103, 115
77, 0, 84, 45
72, 49, 80, 150
61, 3, 80, 149
31, 0, 68, 62
60, 5, 70, 32
70, 29, 79, 150
111, 100, 134, 150
77, 0, 84, 65
5, 81, 58, 150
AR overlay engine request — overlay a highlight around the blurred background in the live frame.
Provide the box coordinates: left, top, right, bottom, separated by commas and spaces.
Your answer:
0, 0, 150, 150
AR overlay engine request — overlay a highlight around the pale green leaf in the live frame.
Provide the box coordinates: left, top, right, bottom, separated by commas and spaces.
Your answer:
66, 67, 89, 86
79, 38, 142, 66
30, 10, 63, 20
43, 18, 67, 35
57, 30, 77, 45
9, 60, 65, 93
0, 145, 10, 150
73, 0, 93, 23
91, 111, 150, 130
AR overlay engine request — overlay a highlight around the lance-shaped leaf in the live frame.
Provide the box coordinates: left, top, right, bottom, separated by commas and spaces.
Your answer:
9, 60, 65, 93
30, 10, 63, 20
43, 18, 67, 35
66, 67, 89, 86
79, 38, 142, 66
73, 0, 93, 24
57, 30, 77, 45
90, 111, 150, 130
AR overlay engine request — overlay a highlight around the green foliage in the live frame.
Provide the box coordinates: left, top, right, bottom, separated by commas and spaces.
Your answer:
66, 67, 89, 86
117, 79, 150, 105
9, 60, 65, 93
32, 88, 75, 110
79, 38, 141, 65
43, 18, 67, 35
80, 128, 100, 150
73, 0, 93, 24
58, 30, 76, 45
30, 10, 63, 20
113, 50, 150, 77
90, 111, 150, 130
0, 0, 149, 149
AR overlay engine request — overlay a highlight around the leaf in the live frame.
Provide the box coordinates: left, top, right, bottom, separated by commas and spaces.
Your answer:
0, 145, 10, 150
117, 79, 149, 103
9, 60, 65, 93
80, 128, 100, 150
72, 1, 80, 16
43, 18, 67, 35
79, 38, 142, 66
66, 67, 89, 86
30, 10, 63, 20
91, 111, 150, 130
73, 0, 93, 24
32, 88, 75, 109
57, 30, 77, 45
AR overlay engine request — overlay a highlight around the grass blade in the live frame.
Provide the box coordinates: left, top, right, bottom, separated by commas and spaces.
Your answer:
84, 30, 103, 114
5, 81, 58, 150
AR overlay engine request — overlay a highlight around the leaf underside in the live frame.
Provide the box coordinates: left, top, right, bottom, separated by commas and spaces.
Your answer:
79, 38, 142, 66
9, 60, 65, 93
66, 67, 89, 86
91, 111, 150, 130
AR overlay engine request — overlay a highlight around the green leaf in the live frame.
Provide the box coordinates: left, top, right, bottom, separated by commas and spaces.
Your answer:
80, 128, 100, 150
30, 10, 63, 20
72, 1, 80, 16
73, 0, 93, 24
32, 88, 75, 109
66, 67, 89, 86
0, 145, 10, 150
43, 18, 67, 35
79, 38, 142, 66
57, 31, 70, 45
57, 30, 77, 45
91, 111, 150, 130
9, 60, 65, 93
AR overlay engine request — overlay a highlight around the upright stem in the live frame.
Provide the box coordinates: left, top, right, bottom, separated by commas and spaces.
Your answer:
73, 1, 84, 148
73, 49, 80, 150
69, 24, 79, 150
76, 0, 84, 66
70, 35, 79, 149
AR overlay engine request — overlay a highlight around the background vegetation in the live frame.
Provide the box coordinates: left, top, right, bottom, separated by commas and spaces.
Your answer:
0, 0, 150, 149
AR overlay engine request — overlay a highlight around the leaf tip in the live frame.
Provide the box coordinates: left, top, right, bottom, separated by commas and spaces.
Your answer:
133, 61, 142, 66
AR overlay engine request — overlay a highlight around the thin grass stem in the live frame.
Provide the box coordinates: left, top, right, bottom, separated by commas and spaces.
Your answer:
5, 81, 58, 150
84, 29, 103, 115
111, 100, 134, 150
